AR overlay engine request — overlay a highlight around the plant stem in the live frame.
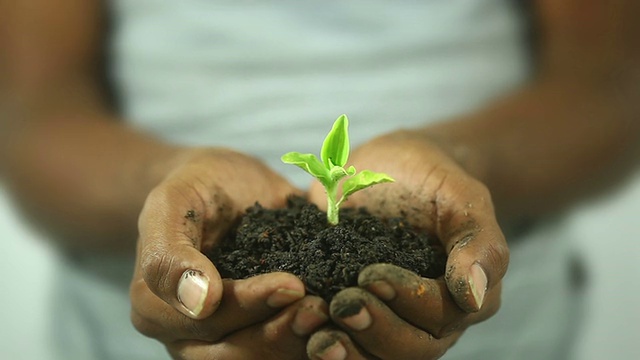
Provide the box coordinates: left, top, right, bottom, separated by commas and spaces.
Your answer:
326, 184, 339, 225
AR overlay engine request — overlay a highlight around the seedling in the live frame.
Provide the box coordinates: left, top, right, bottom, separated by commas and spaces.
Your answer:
281, 114, 394, 225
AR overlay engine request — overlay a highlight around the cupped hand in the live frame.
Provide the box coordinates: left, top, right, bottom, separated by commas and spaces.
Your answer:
307, 131, 509, 359
130, 148, 329, 359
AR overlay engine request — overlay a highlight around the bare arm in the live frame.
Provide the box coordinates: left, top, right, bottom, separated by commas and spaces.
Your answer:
1, 3, 326, 358
0, 0, 182, 253
425, 0, 640, 222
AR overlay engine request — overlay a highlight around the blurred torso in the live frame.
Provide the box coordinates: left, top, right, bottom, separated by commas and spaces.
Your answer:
110, 0, 528, 185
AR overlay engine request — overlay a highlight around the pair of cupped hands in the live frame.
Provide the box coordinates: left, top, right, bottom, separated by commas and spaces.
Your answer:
130, 131, 509, 360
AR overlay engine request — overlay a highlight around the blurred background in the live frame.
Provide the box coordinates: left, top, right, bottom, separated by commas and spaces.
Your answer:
1, 171, 639, 359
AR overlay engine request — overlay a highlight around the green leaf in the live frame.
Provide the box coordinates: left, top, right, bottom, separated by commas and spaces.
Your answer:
281, 152, 331, 185
321, 114, 350, 168
341, 170, 395, 201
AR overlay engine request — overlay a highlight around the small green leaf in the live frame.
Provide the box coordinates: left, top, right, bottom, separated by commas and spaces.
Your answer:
281, 114, 396, 225
281, 152, 331, 185
321, 114, 350, 168
341, 170, 395, 201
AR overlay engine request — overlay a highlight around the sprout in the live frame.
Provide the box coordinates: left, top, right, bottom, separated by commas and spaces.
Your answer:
281, 114, 394, 225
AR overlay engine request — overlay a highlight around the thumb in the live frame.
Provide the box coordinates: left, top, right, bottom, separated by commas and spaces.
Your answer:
136, 184, 225, 319
438, 190, 509, 313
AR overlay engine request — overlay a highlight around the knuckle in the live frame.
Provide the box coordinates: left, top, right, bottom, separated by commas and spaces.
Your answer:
468, 178, 491, 200
140, 247, 176, 296
475, 180, 491, 198
146, 184, 174, 206
467, 179, 495, 211
487, 241, 510, 279
139, 186, 173, 226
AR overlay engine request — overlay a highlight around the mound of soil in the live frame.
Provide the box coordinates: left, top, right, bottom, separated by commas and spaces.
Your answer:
207, 197, 447, 301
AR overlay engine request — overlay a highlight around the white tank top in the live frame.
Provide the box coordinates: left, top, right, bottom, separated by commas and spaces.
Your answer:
110, 0, 528, 185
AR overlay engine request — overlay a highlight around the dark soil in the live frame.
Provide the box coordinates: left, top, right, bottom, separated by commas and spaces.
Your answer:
207, 197, 447, 301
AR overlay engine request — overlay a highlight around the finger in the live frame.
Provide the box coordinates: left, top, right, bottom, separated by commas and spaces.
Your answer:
307, 327, 377, 360
131, 272, 307, 342
307, 329, 374, 360
168, 296, 329, 360
358, 263, 501, 338
137, 181, 232, 319
435, 179, 510, 313
328, 288, 462, 360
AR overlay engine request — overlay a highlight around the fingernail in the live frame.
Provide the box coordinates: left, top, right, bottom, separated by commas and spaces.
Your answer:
267, 288, 305, 308
317, 341, 347, 360
177, 269, 209, 317
340, 306, 372, 331
469, 263, 487, 310
292, 307, 329, 336
367, 280, 396, 301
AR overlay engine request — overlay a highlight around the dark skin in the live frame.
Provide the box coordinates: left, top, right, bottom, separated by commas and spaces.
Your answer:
1, 0, 639, 359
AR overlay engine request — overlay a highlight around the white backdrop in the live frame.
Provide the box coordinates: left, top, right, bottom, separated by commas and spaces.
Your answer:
0, 186, 55, 360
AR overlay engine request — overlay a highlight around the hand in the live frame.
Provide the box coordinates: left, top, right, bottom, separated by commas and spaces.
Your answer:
130, 148, 329, 359
307, 131, 509, 359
